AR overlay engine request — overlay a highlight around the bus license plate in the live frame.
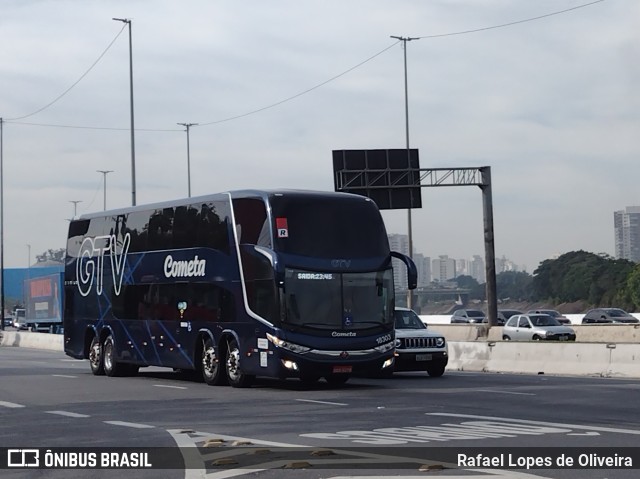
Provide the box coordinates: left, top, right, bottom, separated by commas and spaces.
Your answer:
332, 365, 352, 374
416, 354, 432, 361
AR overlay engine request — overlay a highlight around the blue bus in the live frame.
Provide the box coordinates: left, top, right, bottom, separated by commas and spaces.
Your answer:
63, 190, 416, 387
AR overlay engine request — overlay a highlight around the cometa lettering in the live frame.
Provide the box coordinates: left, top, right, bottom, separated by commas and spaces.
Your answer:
164, 255, 206, 278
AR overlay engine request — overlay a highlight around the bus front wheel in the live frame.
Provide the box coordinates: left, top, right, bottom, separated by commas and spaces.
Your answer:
225, 338, 254, 388
202, 337, 226, 386
89, 336, 105, 376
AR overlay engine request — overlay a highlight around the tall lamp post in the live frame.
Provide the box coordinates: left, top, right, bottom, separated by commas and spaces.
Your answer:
390, 35, 419, 309
177, 123, 197, 197
69, 200, 82, 219
26, 244, 31, 280
97, 170, 113, 210
113, 17, 136, 206
0, 118, 4, 330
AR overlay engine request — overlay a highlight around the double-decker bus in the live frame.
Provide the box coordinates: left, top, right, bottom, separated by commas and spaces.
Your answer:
63, 190, 416, 387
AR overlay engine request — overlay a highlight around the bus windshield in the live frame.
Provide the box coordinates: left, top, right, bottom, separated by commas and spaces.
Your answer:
282, 268, 394, 333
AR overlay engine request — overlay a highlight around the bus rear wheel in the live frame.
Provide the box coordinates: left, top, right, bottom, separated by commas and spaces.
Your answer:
89, 335, 105, 376
103, 334, 125, 377
202, 337, 226, 386
226, 338, 254, 388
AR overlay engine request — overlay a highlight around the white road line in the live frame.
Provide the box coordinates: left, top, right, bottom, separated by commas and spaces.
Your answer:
52, 374, 77, 378
428, 412, 640, 435
153, 384, 188, 390
475, 389, 535, 396
296, 398, 348, 406
0, 401, 25, 408
103, 421, 155, 429
45, 411, 90, 418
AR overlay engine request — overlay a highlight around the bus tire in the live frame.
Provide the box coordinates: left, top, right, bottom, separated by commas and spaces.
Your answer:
89, 335, 105, 376
202, 337, 225, 386
103, 334, 124, 377
226, 338, 254, 388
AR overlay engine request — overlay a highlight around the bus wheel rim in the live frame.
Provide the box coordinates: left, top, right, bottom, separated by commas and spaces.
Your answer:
90, 341, 101, 368
227, 349, 240, 380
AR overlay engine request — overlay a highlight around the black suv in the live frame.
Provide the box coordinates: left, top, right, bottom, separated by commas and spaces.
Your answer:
582, 308, 639, 324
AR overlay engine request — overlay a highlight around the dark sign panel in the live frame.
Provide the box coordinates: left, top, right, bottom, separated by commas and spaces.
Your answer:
332, 149, 422, 210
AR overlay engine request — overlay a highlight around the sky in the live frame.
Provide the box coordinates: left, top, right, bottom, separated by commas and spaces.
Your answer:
1, 0, 638, 272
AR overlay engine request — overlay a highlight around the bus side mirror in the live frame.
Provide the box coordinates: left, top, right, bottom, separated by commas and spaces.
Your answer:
254, 246, 285, 286
390, 251, 417, 290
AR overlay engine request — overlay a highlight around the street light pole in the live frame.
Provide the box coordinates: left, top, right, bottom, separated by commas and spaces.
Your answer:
69, 200, 82, 219
26, 244, 31, 280
97, 170, 113, 210
391, 35, 419, 309
0, 118, 4, 330
177, 123, 198, 197
113, 17, 136, 206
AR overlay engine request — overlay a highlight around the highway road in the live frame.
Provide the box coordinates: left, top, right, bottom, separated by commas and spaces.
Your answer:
1, 347, 639, 479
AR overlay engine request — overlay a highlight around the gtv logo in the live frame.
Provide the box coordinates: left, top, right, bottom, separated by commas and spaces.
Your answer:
77, 233, 130, 297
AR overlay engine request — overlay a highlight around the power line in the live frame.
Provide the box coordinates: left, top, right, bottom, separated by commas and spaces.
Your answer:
415, 0, 605, 39
197, 42, 399, 126
6, 24, 128, 121
3, 0, 605, 131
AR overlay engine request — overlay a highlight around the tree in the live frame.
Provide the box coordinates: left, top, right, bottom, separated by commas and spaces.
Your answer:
35, 248, 65, 263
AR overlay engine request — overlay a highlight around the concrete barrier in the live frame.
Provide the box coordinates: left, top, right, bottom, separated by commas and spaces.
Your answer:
0, 330, 63, 351
446, 341, 640, 378
2, 329, 640, 379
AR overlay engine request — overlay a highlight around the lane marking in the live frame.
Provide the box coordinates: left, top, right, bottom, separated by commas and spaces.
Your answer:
52, 374, 78, 378
296, 399, 348, 406
104, 421, 155, 429
168, 430, 549, 479
45, 411, 90, 418
153, 384, 188, 390
428, 413, 640, 435
475, 389, 535, 396
0, 401, 25, 408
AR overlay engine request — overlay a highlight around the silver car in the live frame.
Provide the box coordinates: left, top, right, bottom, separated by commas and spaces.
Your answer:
502, 314, 576, 341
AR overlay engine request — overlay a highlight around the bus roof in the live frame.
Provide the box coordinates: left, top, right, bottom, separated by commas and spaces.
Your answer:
75, 189, 374, 220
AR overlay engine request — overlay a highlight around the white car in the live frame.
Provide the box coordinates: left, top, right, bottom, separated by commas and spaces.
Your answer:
502, 314, 576, 341
392, 307, 448, 377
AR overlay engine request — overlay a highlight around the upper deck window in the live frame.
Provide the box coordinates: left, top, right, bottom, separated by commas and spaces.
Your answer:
270, 194, 389, 258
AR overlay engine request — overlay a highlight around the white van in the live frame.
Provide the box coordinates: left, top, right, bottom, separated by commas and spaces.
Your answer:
13, 309, 27, 330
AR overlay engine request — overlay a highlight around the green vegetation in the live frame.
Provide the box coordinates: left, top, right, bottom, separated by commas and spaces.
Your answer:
457, 250, 640, 310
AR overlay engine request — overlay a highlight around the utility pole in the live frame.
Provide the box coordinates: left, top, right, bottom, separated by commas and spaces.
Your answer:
390, 35, 419, 309
0, 118, 4, 330
177, 123, 198, 197
113, 18, 136, 206
97, 170, 113, 210
69, 200, 82, 219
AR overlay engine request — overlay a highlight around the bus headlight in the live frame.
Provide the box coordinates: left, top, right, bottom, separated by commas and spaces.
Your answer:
266, 333, 310, 354
374, 341, 395, 354
382, 357, 395, 369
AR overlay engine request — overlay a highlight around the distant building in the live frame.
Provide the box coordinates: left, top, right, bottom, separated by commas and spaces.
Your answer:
413, 253, 431, 287
432, 255, 456, 282
470, 255, 485, 283
388, 234, 410, 290
614, 206, 640, 262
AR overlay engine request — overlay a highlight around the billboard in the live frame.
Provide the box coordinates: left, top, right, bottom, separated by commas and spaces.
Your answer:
332, 149, 422, 210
